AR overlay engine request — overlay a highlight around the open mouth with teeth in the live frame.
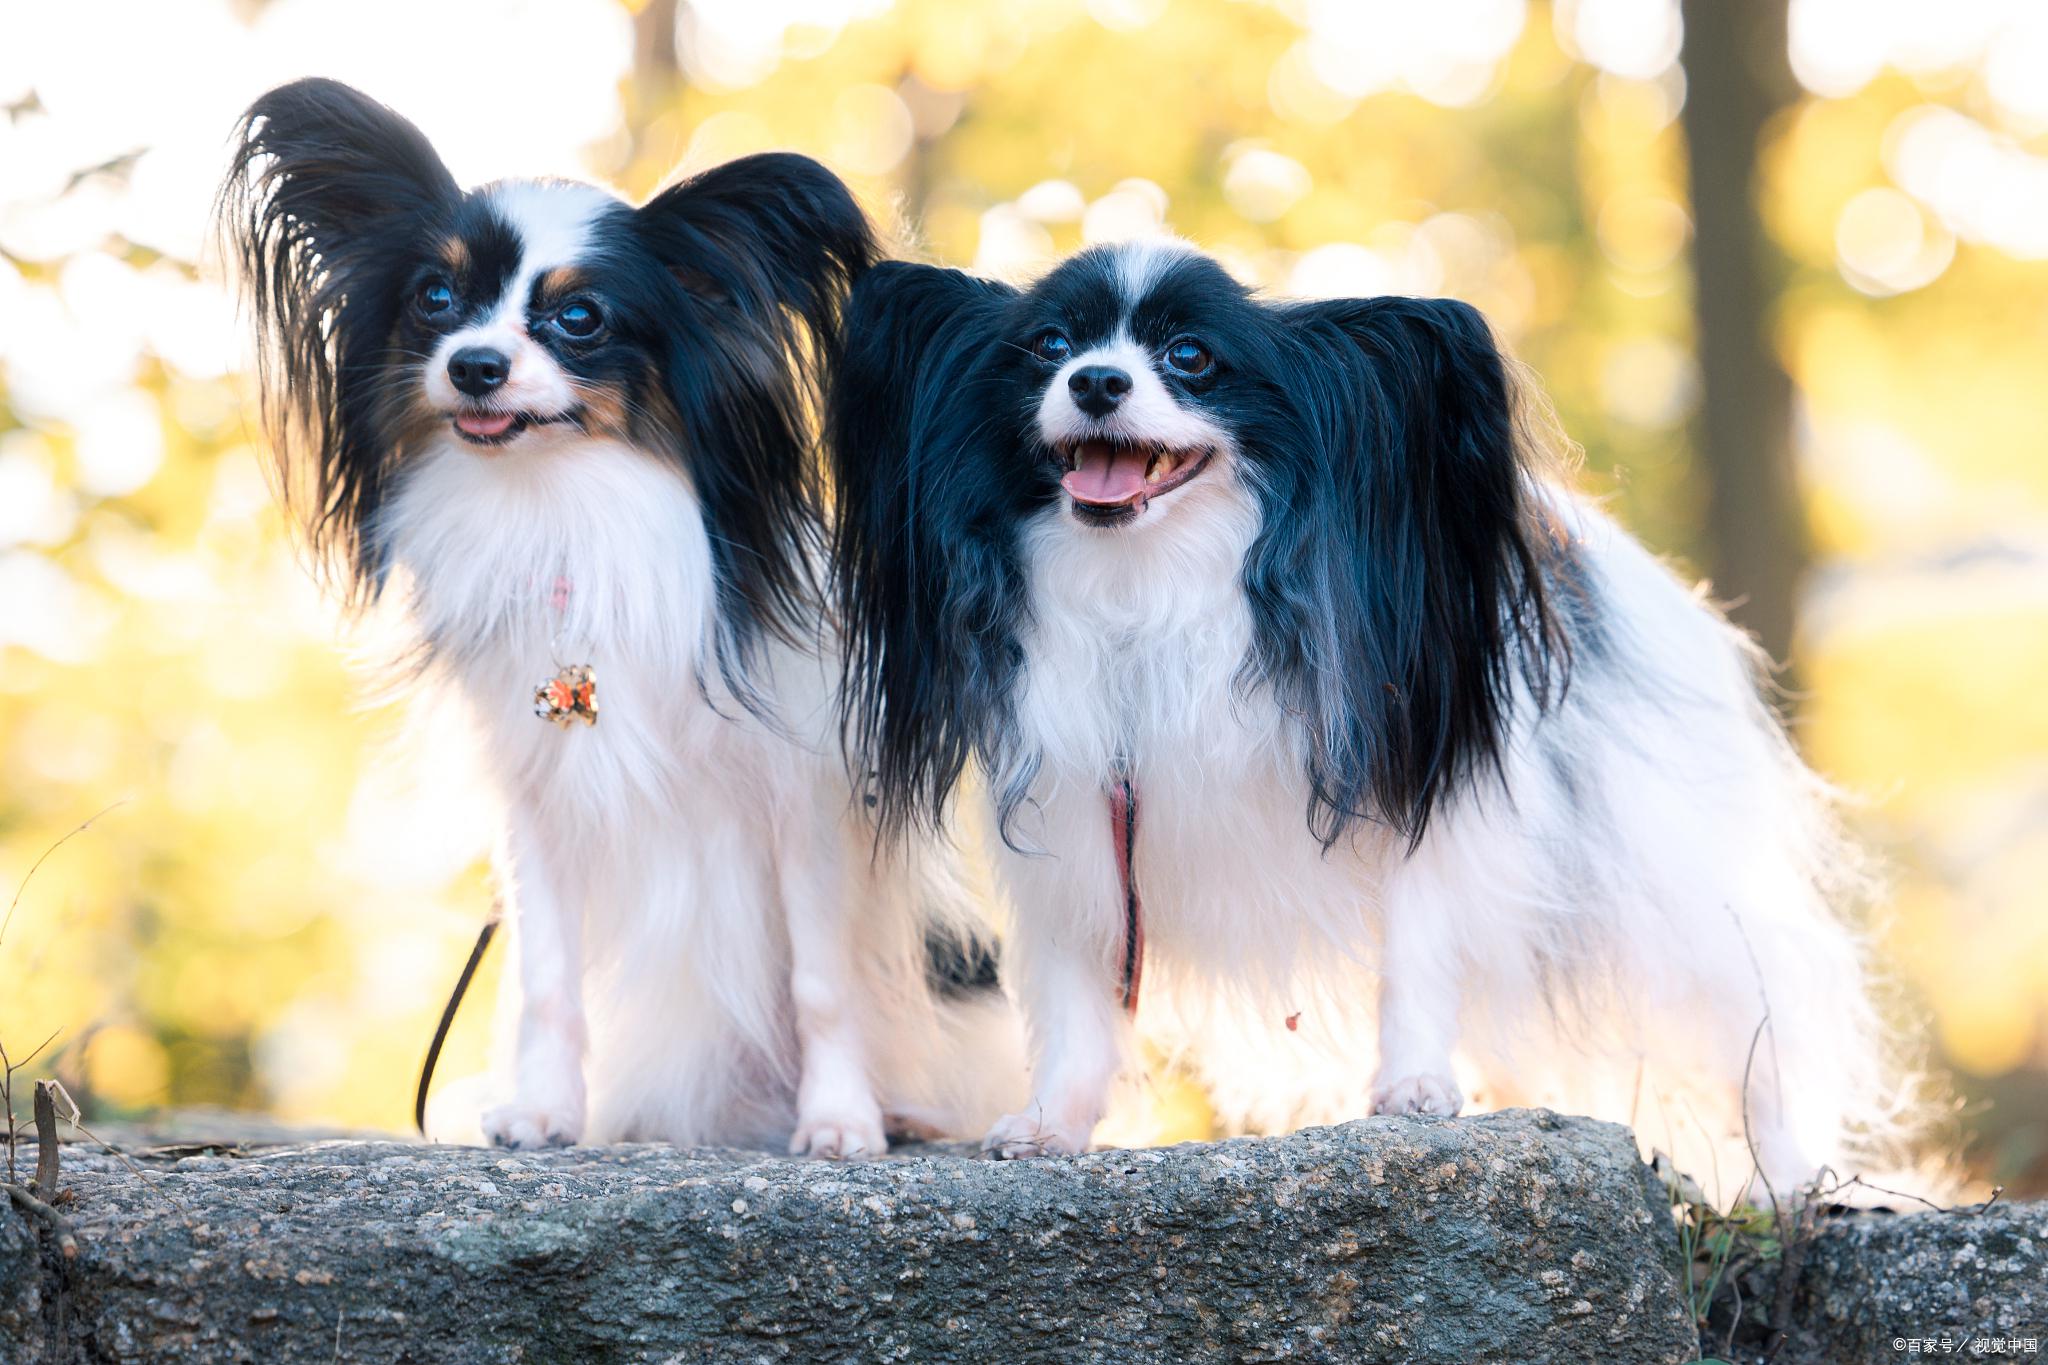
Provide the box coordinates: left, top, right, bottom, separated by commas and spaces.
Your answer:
450, 409, 577, 447
1054, 438, 1213, 522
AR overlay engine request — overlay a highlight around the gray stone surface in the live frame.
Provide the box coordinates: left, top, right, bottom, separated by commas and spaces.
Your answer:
1, 1109, 1695, 1364
1774, 1201, 2048, 1364
1, 1202, 40, 1362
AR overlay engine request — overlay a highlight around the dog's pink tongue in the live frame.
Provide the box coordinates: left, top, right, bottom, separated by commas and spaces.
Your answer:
456, 411, 516, 438
1061, 440, 1148, 506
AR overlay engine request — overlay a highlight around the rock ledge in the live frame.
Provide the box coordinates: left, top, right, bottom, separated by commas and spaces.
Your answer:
3, 1109, 1695, 1364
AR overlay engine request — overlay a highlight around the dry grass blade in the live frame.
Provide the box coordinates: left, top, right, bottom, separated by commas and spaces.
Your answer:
3, 1181, 78, 1259
3, 1027, 61, 1187
1820, 1171, 2003, 1216
42, 1079, 196, 1225
1767, 1182, 1820, 1349
33, 1080, 59, 1195
12, 1025, 62, 1073
2, 801, 121, 1185
0, 799, 127, 951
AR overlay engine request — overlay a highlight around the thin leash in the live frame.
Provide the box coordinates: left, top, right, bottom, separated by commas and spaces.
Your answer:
414, 905, 501, 1135
1109, 761, 1144, 1016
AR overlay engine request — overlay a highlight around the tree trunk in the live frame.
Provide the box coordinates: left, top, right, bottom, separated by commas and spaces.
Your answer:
632, 0, 680, 90
1678, 0, 1805, 672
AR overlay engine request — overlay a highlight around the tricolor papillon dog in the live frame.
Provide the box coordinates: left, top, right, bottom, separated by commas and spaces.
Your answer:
219, 79, 1019, 1154
828, 242, 1892, 1192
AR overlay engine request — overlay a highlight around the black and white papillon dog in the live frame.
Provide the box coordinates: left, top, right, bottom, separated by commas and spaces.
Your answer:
829, 241, 1892, 1192
219, 78, 1020, 1154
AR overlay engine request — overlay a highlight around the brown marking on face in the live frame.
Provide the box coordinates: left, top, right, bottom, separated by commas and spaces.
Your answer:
637, 356, 685, 440
641, 395, 684, 444
565, 355, 678, 444
571, 377, 632, 439
440, 236, 470, 275
530, 266, 594, 309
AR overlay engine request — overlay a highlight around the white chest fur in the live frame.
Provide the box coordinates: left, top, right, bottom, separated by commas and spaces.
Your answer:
371, 432, 843, 959
379, 436, 761, 825
1001, 474, 1377, 988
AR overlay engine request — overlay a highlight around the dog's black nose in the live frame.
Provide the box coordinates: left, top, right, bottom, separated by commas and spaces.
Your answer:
1068, 365, 1131, 418
447, 347, 509, 397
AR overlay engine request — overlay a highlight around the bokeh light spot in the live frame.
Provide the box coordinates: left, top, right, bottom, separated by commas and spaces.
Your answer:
827, 84, 915, 176
1835, 186, 1955, 296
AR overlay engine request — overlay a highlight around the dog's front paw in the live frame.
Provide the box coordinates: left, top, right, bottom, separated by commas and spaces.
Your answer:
1369, 1072, 1464, 1117
790, 1109, 888, 1160
981, 1110, 1088, 1160
481, 1101, 583, 1150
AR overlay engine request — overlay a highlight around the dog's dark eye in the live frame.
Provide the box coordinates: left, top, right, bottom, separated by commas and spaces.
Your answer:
1032, 331, 1072, 364
553, 301, 603, 340
415, 279, 454, 317
1164, 339, 1213, 377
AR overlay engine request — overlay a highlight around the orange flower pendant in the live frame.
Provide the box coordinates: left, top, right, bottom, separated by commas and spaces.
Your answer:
533, 663, 599, 727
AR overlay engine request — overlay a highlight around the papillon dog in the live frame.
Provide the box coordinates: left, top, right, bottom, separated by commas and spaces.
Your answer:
827, 241, 1894, 1193
218, 78, 1020, 1154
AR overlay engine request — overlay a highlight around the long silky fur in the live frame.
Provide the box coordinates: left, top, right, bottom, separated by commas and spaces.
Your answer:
829, 262, 1040, 840
217, 76, 461, 597
829, 259, 1568, 848
219, 79, 873, 693
627, 153, 873, 688
827, 240, 1901, 1191
1252, 297, 1568, 846
215, 79, 1025, 1153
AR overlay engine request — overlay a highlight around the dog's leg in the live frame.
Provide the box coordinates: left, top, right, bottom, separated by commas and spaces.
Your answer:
783, 810, 888, 1160
983, 933, 1125, 1158
984, 797, 1127, 1159
1370, 855, 1467, 1118
480, 809, 588, 1149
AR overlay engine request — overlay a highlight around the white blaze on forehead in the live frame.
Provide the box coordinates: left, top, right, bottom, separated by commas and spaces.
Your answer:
421, 180, 619, 417
1112, 236, 1200, 308
487, 179, 619, 278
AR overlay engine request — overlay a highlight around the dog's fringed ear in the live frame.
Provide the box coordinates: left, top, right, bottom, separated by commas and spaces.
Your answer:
632, 154, 876, 685
635, 153, 874, 360
1259, 295, 1566, 849
217, 78, 459, 597
826, 261, 1030, 838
